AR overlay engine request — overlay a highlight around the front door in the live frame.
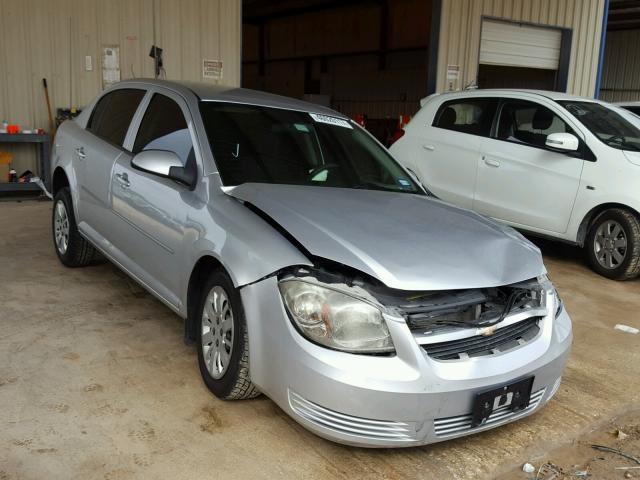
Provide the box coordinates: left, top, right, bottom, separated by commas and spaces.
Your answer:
110, 91, 199, 307
474, 99, 584, 234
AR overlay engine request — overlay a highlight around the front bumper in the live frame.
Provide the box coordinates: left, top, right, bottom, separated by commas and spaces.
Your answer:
241, 276, 572, 448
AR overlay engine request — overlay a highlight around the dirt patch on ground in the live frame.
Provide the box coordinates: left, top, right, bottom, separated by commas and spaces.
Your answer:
498, 410, 640, 479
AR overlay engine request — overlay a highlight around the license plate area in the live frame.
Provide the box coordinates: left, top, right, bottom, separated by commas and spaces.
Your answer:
471, 377, 534, 428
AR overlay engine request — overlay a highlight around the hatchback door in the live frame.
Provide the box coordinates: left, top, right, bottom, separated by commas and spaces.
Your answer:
474, 99, 584, 234
75, 88, 145, 238
110, 90, 200, 307
414, 97, 497, 209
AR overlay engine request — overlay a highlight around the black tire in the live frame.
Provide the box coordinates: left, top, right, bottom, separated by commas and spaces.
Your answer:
52, 187, 96, 267
196, 270, 260, 400
585, 208, 640, 280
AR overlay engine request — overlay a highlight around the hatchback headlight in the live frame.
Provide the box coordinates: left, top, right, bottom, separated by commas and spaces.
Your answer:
278, 279, 394, 354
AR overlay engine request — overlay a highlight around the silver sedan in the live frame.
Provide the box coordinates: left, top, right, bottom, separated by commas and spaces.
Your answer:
50, 79, 572, 447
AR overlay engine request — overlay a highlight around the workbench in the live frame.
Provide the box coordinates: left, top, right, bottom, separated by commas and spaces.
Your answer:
0, 133, 51, 194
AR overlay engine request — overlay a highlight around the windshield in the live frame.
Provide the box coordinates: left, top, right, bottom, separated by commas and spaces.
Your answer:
199, 102, 421, 193
559, 100, 640, 151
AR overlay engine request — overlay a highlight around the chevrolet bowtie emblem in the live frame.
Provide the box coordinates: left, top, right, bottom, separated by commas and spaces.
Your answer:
477, 325, 498, 336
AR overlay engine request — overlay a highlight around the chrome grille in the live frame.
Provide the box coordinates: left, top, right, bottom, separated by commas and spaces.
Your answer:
288, 390, 417, 442
422, 317, 541, 360
433, 388, 546, 437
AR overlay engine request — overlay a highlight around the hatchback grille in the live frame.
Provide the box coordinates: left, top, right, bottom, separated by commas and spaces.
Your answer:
288, 390, 418, 442
421, 317, 541, 360
433, 388, 546, 437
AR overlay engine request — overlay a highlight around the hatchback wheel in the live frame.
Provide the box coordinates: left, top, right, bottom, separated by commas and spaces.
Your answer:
52, 187, 96, 267
197, 270, 260, 400
586, 208, 640, 280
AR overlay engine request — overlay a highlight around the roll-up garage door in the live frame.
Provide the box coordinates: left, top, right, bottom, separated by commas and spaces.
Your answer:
480, 19, 562, 70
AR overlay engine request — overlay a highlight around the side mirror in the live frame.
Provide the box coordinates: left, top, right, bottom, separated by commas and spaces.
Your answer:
545, 132, 579, 152
131, 150, 195, 187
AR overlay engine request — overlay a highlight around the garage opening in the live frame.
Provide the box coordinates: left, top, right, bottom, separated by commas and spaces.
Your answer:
477, 18, 570, 91
241, 0, 437, 145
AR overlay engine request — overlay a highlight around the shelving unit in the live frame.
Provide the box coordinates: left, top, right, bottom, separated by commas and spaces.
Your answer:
0, 133, 51, 195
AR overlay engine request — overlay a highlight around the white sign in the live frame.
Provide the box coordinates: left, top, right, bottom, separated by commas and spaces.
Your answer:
309, 113, 352, 129
202, 59, 223, 80
102, 46, 120, 88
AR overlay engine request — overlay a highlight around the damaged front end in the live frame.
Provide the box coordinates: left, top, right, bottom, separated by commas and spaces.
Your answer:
278, 261, 560, 360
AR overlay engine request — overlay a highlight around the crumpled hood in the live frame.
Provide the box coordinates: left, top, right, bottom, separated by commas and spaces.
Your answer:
227, 183, 545, 291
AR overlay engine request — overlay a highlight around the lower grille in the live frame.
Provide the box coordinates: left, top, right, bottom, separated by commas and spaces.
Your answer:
422, 317, 541, 360
288, 390, 417, 442
433, 388, 546, 437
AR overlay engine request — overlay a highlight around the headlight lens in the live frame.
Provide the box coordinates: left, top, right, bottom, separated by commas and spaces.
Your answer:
278, 279, 394, 353
538, 274, 562, 318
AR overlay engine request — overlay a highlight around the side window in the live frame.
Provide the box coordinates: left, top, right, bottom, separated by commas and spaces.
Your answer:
87, 89, 145, 147
496, 100, 574, 149
133, 93, 193, 166
432, 98, 498, 136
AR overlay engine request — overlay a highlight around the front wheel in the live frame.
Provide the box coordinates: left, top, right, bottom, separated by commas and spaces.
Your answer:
196, 270, 260, 400
586, 208, 640, 280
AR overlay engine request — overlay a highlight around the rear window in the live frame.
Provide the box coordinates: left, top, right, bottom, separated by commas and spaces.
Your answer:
87, 89, 145, 147
432, 98, 498, 137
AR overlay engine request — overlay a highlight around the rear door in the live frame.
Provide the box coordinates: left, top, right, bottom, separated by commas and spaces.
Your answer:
110, 90, 200, 306
474, 98, 584, 233
416, 97, 497, 208
75, 88, 145, 238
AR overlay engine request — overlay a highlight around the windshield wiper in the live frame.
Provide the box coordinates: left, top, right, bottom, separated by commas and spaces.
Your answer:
603, 135, 640, 151
352, 182, 416, 194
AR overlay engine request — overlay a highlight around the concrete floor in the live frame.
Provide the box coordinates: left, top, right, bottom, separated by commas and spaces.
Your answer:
1, 199, 639, 480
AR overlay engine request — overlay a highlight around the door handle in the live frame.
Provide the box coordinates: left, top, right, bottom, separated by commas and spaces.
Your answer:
484, 158, 500, 168
422, 144, 435, 151
114, 172, 130, 188
75, 147, 86, 160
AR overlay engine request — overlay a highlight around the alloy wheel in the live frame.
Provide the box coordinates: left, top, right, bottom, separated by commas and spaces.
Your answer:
54, 200, 70, 254
201, 286, 234, 379
594, 220, 627, 269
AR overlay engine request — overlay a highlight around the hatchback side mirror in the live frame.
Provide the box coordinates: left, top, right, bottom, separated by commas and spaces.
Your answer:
545, 132, 579, 152
131, 150, 195, 187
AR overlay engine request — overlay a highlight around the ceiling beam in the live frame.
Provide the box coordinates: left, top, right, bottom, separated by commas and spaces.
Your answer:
243, 0, 382, 23
609, 0, 640, 10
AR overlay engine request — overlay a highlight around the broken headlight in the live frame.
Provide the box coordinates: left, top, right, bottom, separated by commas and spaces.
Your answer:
278, 279, 395, 354
538, 274, 562, 318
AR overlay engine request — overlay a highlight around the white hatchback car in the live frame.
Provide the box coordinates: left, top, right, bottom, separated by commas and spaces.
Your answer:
391, 89, 640, 280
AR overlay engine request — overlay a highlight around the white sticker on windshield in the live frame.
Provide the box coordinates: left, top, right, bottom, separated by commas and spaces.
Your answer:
309, 113, 353, 129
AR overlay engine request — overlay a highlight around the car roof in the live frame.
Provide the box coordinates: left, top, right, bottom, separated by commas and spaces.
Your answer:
427, 88, 597, 103
615, 101, 640, 106
114, 78, 348, 118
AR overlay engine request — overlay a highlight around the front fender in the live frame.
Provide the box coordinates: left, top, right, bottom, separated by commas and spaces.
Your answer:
184, 190, 312, 300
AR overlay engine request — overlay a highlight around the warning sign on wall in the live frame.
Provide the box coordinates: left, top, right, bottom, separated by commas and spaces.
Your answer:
202, 60, 223, 80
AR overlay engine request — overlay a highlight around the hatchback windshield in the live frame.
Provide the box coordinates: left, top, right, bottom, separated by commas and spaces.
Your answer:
559, 101, 640, 151
200, 102, 420, 193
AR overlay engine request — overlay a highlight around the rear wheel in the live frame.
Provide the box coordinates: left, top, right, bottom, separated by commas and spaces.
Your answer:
196, 270, 260, 400
586, 208, 640, 280
52, 187, 96, 267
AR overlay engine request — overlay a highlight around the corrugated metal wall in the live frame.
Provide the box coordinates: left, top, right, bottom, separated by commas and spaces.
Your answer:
0, 0, 241, 176
436, 0, 606, 97
599, 29, 640, 102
